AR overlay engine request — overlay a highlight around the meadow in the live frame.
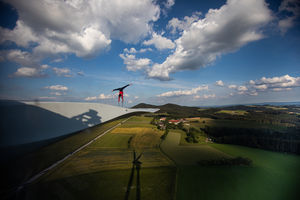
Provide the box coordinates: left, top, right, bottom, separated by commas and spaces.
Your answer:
160, 130, 300, 200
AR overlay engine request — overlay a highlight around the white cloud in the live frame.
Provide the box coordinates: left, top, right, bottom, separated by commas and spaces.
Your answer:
143, 32, 175, 50
50, 92, 62, 96
254, 84, 268, 90
146, 0, 273, 80
228, 84, 237, 89
164, 0, 175, 9
0, 0, 160, 58
14, 67, 46, 78
85, 93, 113, 101
124, 48, 137, 54
252, 74, 300, 89
45, 85, 68, 91
194, 93, 216, 99
120, 54, 151, 71
123, 47, 152, 54
238, 86, 248, 91
215, 80, 224, 86
52, 67, 73, 77
230, 74, 300, 97
249, 80, 255, 85
1, 49, 38, 67
278, 0, 300, 34
38, 96, 57, 100
85, 96, 97, 101
157, 85, 208, 97
139, 48, 153, 53
272, 87, 292, 91
1, 49, 51, 78
167, 12, 201, 34
203, 94, 216, 99
98, 93, 113, 100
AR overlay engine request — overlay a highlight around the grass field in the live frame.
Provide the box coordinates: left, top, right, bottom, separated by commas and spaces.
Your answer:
175, 144, 300, 200
161, 131, 230, 165
18, 116, 176, 200
23, 167, 176, 200
160, 128, 300, 200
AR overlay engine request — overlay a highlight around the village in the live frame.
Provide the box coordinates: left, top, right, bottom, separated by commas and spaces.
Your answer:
150, 116, 213, 143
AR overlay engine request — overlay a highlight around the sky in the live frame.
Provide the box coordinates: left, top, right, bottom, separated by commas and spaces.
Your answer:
0, 0, 300, 107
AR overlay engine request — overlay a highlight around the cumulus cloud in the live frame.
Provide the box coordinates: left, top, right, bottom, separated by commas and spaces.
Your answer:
14, 67, 47, 78
251, 74, 300, 90
143, 32, 175, 50
167, 12, 201, 34
146, 0, 273, 80
228, 84, 237, 89
229, 74, 300, 96
120, 53, 151, 71
123, 47, 152, 54
164, 0, 175, 9
215, 80, 224, 86
38, 96, 57, 100
85, 93, 114, 101
85, 96, 97, 101
52, 67, 73, 77
0, 49, 52, 78
45, 85, 68, 91
278, 0, 300, 34
0, 0, 160, 59
50, 92, 62, 96
1, 49, 38, 67
157, 85, 208, 97
194, 94, 216, 99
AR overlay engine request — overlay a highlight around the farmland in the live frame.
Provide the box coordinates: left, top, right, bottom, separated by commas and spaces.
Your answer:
3, 103, 300, 200
5, 116, 176, 200
160, 127, 300, 200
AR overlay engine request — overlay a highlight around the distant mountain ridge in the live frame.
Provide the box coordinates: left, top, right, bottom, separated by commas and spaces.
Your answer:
132, 103, 201, 117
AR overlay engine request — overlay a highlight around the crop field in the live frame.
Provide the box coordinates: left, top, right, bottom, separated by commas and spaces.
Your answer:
265, 106, 288, 110
18, 116, 176, 200
216, 110, 249, 115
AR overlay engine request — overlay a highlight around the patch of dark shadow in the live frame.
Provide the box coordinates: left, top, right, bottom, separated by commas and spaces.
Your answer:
197, 157, 252, 166
0, 100, 101, 147
71, 109, 102, 127
125, 150, 142, 200
127, 136, 133, 149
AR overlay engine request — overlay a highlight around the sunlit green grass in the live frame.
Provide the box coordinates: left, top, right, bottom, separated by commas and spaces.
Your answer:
176, 144, 300, 200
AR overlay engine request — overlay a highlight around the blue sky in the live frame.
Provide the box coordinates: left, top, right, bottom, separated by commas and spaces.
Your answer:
0, 0, 299, 106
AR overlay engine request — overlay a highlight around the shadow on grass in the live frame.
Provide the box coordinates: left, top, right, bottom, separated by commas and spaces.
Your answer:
124, 150, 142, 200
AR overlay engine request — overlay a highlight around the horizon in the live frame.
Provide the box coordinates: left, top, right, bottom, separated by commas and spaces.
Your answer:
0, 0, 300, 107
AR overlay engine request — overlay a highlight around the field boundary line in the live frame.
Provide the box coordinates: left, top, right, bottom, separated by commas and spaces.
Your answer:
17, 117, 132, 191
159, 134, 179, 200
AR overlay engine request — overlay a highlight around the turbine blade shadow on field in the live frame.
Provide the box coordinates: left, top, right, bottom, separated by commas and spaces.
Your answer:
124, 150, 142, 200
124, 163, 135, 200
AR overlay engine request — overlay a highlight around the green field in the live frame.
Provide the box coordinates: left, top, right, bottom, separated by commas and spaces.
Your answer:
177, 145, 300, 200
159, 128, 300, 200
19, 116, 176, 200
161, 131, 230, 165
